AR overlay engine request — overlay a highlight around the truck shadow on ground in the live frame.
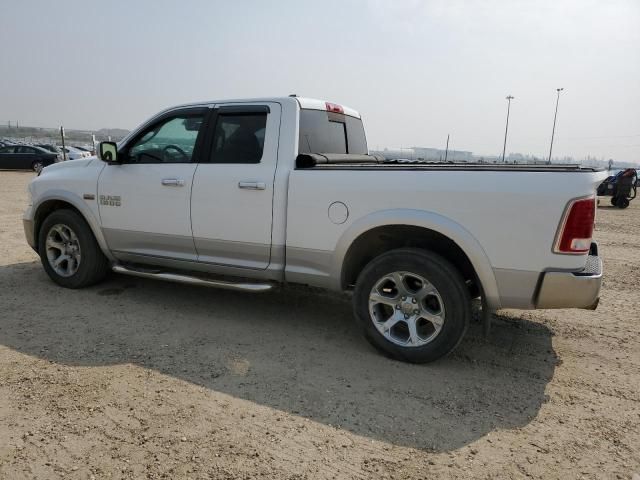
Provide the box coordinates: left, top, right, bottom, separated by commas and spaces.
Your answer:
0, 261, 558, 452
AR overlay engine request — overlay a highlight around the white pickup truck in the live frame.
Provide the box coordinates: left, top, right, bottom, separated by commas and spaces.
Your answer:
24, 96, 605, 363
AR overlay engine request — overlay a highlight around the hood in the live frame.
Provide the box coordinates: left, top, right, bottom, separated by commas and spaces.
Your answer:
41, 157, 98, 174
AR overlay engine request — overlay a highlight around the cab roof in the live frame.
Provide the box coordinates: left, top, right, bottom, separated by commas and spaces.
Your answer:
170, 96, 361, 119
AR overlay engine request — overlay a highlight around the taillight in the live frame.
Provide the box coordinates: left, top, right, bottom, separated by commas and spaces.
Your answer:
325, 102, 344, 114
554, 197, 596, 254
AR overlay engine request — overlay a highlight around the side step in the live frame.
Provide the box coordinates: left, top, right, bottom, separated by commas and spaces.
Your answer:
112, 265, 274, 293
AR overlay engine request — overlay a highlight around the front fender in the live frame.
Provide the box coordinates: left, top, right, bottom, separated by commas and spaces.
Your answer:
330, 209, 501, 309
31, 190, 115, 262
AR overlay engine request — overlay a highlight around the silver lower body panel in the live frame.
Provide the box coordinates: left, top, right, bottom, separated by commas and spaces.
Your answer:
23, 217, 36, 250
494, 244, 603, 310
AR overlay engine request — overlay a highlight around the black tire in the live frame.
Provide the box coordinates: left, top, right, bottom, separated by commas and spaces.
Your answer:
38, 209, 110, 288
32, 160, 44, 173
610, 196, 617, 206
617, 197, 630, 209
353, 248, 471, 363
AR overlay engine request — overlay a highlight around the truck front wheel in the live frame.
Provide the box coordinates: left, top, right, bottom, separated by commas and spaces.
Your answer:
38, 209, 110, 288
353, 248, 471, 363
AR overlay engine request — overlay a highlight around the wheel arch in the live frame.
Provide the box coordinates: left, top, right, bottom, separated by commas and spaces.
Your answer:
334, 209, 501, 309
33, 191, 114, 261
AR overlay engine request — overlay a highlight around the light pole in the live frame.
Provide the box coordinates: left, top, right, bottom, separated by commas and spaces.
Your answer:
502, 95, 514, 163
548, 87, 564, 164
444, 134, 449, 162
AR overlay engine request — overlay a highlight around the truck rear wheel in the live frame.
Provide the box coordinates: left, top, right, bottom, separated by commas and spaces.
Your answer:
38, 209, 110, 288
353, 248, 471, 363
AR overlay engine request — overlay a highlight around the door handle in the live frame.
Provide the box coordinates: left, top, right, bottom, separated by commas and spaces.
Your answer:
238, 181, 266, 190
161, 178, 185, 187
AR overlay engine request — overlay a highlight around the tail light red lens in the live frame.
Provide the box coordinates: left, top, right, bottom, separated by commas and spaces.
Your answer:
554, 197, 596, 254
325, 102, 344, 114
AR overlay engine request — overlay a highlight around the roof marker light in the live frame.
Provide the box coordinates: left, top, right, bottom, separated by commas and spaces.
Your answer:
325, 102, 344, 114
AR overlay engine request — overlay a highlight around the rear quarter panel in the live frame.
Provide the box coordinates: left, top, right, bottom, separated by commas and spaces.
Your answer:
286, 169, 606, 292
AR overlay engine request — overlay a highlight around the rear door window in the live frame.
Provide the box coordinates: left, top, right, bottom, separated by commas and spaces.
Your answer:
208, 112, 267, 164
298, 109, 367, 155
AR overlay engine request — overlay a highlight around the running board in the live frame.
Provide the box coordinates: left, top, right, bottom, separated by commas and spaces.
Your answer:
112, 265, 274, 293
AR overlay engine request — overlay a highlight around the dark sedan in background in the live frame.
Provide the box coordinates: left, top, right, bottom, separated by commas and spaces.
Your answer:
0, 145, 58, 172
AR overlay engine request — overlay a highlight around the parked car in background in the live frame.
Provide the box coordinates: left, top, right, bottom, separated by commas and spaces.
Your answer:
0, 145, 58, 172
72, 145, 92, 153
36, 144, 64, 161
73, 145, 96, 156
36, 144, 62, 154
60, 146, 91, 160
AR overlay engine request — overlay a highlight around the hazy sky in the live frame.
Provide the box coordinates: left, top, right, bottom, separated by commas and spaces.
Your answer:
1, 0, 638, 161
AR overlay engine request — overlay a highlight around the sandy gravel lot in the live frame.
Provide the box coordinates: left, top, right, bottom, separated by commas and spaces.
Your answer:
0, 170, 638, 479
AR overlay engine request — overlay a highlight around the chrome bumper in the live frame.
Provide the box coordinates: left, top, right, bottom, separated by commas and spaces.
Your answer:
535, 244, 602, 310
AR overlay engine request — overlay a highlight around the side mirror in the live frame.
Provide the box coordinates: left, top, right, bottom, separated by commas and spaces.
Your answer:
98, 141, 120, 164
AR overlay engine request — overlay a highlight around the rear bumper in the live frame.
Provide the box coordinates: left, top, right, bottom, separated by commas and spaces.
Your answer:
534, 245, 602, 310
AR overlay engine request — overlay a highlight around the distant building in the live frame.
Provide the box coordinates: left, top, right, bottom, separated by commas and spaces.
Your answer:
412, 146, 473, 162
370, 146, 618, 166
373, 148, 416, 160
371, 146, 473, 162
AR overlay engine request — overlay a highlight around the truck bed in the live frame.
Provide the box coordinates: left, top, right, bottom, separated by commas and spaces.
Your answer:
285, 161, 607, 301
304, 163, 601, 172
294, 153, 602, 172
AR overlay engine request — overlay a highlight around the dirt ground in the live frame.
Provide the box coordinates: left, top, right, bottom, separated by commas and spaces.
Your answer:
0, 170, 638, 479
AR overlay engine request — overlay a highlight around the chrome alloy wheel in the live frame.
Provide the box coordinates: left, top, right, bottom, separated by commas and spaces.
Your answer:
45, 224, 81, 277
368, 271, 446, 347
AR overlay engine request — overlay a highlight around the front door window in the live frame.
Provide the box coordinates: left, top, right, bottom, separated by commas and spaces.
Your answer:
127, 114, 205, 164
